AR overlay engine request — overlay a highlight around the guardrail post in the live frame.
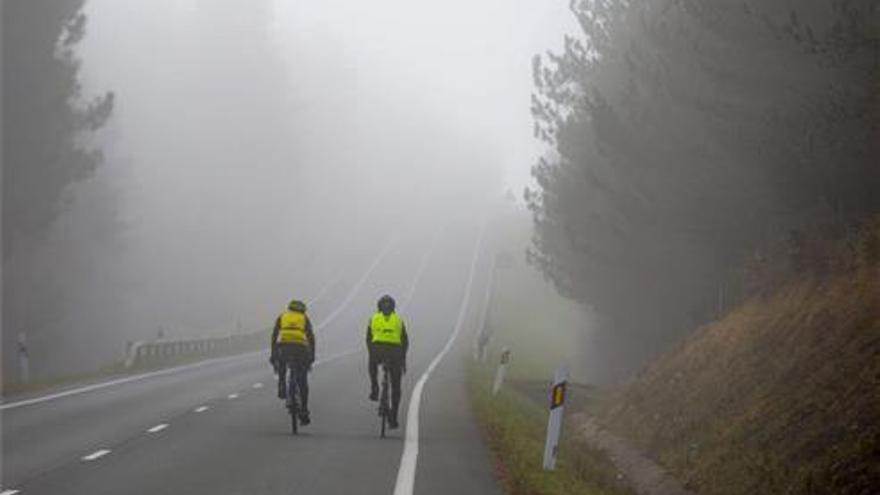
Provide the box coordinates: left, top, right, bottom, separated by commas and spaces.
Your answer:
492, 347, 510, 395
543, 365, 569, 470
17, 332, 31, 384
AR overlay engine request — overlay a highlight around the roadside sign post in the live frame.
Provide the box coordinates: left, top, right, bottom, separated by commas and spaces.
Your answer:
543, 365, 569, 470
492, 347, 510, 395
18, 332, 31, 384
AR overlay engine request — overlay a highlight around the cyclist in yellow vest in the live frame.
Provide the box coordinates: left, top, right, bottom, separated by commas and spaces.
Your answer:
366, 294, 409, 429
270, 299, 315, 425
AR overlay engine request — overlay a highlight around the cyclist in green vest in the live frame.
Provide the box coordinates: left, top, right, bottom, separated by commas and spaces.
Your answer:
366, 294, 409, 429
270, 299, 315, 425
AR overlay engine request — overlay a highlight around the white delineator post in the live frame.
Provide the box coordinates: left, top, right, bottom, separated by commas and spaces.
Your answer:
491, 347, 510, 395
543, 365, 569, 470
18, 332, 31, 384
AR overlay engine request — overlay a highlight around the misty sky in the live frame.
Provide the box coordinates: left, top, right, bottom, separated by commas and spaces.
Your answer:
80, 0, 576, 191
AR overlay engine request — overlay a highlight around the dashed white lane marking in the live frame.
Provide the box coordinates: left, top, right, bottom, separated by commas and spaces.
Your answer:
81, 449, 111, 461
227, 393, 239, 399
251, 382, 263, 389
1, 489, 21, 494
146, 423, 168, 433
194, 405, 209, 413
393, 222, 486, 495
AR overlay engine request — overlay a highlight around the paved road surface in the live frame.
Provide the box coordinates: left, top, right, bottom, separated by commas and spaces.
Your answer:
1, 218, 503, 495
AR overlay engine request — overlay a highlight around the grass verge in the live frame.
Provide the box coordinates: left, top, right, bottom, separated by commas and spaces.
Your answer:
467, 361, 634, 495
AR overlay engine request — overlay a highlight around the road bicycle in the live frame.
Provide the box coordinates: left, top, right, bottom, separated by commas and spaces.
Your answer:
378, 362, 391, 438
280, 364, 305, 435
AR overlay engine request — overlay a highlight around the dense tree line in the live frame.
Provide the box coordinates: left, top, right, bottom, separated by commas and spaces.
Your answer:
2, 0, 114, 259
3, 0, 120, 381
527, 0, 879, 374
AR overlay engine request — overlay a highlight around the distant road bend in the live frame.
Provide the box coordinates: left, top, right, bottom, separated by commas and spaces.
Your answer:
1, 220, 502, 495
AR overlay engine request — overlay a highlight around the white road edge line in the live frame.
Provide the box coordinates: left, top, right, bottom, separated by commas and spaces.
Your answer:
309, 272, 343, 306
393, 222, 486, 495
399, 229, 442, 311
0, 239, 398, 412
251, 382, 263, 389
0, 351, 261, 411
81, 449, 111, 461
194, 406, 209, 413
146, 423, 168, 433
1, 489, 21, 495
227, 393, 239, 399
316, 237, 399, 331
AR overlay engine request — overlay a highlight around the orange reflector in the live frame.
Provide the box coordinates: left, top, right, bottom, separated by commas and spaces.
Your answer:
550, 382, 566, 409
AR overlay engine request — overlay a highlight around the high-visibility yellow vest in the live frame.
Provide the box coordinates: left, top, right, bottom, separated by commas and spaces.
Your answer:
277, 310, 308, 346
369, 312, 403, 345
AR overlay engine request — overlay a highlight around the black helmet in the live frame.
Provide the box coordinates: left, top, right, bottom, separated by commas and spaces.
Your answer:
288, 299, 307, 313
377, 294, 396, 314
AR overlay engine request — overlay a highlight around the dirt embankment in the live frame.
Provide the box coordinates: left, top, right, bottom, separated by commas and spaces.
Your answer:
596, 230, 880, 494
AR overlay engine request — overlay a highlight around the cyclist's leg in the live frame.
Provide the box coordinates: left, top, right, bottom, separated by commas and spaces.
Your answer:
277, 357, 288, 399
289, 351, 310, 423
287, 362, 296, 406
368, 346, 380, 400
294, 356, 309, 413
389, 348, 403, 425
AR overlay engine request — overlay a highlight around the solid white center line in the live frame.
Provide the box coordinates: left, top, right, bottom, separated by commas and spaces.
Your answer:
251, 382, 263, 389
227, 393, 239, 399
393, 223, 486, 495
82, 449, 111, 461
194, 405, 209, 413
1, 489, 21, 495
147, 423, 168, 433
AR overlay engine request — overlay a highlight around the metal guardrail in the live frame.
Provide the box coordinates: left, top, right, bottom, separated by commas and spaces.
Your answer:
124, 330, 268, 368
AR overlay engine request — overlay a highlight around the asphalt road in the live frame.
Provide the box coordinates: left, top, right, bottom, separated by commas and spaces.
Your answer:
1, 218, 503, 495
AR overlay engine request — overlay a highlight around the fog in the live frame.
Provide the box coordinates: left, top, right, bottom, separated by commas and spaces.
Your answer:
2, 0, 577, 380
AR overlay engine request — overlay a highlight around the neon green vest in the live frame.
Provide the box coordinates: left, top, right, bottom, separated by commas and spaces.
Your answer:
277, 310, 308, 346
370, 312, 403, 345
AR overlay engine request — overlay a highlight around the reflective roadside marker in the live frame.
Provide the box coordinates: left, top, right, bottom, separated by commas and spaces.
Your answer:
492, 347, 510, 395
543, 365, 569, 470
551, 382, 566, 409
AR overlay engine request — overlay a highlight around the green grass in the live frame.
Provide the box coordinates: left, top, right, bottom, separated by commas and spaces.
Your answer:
2, 362, 130, 397
464, 210, 632, 494
467, 362, 633, 495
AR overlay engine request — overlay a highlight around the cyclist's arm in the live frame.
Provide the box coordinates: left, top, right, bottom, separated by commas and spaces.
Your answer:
365, 322, 373, 350
270, 317, 281, 358
305, 317, 316, 362
400, 323, 409, 357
